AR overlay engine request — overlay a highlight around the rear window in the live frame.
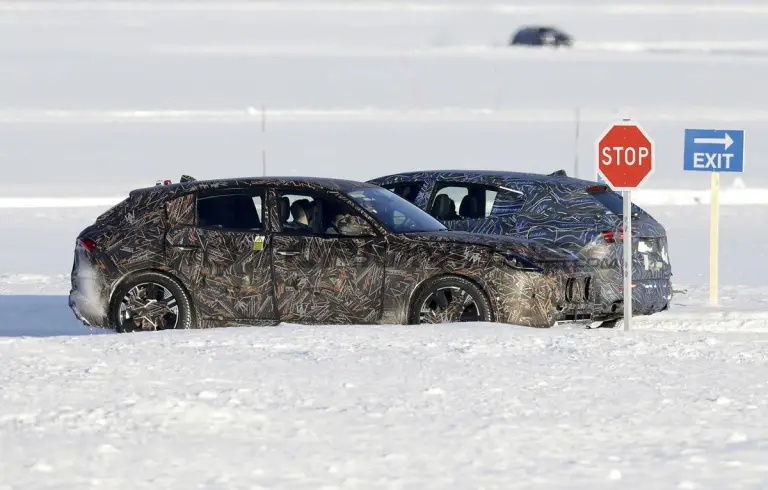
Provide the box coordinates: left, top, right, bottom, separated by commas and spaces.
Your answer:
587, 188, 644, 216
590, 191, 624, 215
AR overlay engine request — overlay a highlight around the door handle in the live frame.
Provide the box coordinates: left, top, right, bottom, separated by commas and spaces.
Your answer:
277, 250, 300, 257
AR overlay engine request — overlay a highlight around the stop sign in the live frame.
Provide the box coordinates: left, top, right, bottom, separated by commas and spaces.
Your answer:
596, 121, 655, 190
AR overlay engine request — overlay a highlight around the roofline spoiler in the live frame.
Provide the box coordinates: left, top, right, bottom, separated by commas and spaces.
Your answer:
180, 175, 197, 183
549, 169, 567, 177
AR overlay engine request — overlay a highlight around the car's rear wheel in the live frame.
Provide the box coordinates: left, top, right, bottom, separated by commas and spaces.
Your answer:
409, 276, 492, 324
109, 272, 193, 333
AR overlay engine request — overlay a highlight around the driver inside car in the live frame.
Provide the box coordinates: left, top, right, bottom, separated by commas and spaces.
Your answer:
330, 212, 369, 236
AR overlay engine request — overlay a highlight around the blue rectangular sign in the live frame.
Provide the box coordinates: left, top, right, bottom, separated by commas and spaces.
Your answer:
684, 129, 745, 173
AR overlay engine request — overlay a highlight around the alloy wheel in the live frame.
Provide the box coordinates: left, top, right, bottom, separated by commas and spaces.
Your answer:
118, 282, 179, 331
419, 286, 481, 324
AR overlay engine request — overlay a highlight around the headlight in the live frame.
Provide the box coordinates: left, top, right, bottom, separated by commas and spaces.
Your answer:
496, 251, 543, 272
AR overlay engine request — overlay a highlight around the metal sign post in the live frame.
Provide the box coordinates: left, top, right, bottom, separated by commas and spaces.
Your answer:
622, 190, 632, 331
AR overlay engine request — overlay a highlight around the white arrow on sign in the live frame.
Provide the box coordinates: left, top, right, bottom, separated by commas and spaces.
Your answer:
694, 133, 734, 150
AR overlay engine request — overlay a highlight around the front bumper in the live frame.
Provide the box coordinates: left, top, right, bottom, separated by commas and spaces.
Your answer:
592, 277, 673, 320
550, 274, 598, 325
491, 266, 597, 328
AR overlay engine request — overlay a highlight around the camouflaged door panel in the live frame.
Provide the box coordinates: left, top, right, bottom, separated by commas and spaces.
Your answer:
272, 234, 385, 324
194, 229, 275, 322
315, 236, 386, 324
166, 187, 276, 323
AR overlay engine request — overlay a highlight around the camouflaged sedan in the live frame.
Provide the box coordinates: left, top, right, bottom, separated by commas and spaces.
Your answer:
69, 175, 595, 333
368, 170, 673, 326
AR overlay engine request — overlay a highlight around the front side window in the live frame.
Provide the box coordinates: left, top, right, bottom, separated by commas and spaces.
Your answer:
197, 189, 264, 231
275, 189, 374, 237
345, 186, 447, 233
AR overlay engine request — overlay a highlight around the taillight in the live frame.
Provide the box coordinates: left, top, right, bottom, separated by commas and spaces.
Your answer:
602, 230, 637, 243
586, 185, 608, 193
602, 230, 620, 243
78, 238, 97, 252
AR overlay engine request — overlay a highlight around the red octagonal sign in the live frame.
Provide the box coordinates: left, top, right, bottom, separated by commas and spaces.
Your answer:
596, 121, 655, 190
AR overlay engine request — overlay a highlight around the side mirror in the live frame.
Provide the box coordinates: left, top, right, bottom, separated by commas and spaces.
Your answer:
337, 215, 375, 237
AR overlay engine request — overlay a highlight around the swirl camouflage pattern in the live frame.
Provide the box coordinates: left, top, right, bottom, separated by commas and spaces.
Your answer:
68, 176, 597, 332
367, 169, 674, 324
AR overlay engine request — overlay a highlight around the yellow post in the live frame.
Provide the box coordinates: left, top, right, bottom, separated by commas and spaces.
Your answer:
709, 172, 720, 305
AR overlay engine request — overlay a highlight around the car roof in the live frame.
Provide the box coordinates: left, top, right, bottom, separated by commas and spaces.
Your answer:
518, 25, 562, 33
129, 176, 378, 200
371, 169, 597, 187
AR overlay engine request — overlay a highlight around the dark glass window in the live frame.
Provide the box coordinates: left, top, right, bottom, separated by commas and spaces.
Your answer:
381, 182, 423, 204
197, 191, 264, 231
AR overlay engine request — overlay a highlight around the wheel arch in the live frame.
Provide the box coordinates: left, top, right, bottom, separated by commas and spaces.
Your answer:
407, 273, 496, 323
108, 268, 198, 323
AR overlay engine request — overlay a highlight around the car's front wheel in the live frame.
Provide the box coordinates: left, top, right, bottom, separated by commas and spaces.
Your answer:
409, 276, 493, 324
109, 271, 194, 333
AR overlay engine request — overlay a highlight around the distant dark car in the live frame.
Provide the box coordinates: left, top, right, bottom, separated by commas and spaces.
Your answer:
510, 26, 572, 47
368, 170, 673, 326
69, 175, 595, 332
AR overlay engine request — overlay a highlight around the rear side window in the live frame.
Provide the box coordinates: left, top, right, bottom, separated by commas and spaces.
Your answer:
382, 182, 423, 204
197, 190, 264, 231
489, 189, 526, 216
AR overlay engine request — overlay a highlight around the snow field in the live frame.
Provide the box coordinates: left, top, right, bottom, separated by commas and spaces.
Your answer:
4, 1, 768, 189
3, 118, 768, 192
3, 323, 768, 489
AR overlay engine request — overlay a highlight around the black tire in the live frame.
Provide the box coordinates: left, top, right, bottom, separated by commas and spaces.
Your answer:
408, 275, 493, 325
108, 271, 194, 333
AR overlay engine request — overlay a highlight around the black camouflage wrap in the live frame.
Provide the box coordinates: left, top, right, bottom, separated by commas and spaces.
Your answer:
69, 176, 595, 331
367, 170, 674, 320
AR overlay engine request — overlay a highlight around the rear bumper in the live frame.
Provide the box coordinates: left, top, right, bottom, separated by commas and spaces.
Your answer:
69, 246, 112, 329
69, 290, 108, 327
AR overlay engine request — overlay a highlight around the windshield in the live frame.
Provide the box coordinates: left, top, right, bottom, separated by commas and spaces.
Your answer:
345, 186, 447, 233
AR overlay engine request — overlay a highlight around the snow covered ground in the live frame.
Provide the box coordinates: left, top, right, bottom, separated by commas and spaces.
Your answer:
2, 1, 768, 488
4, 322, 768, 489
